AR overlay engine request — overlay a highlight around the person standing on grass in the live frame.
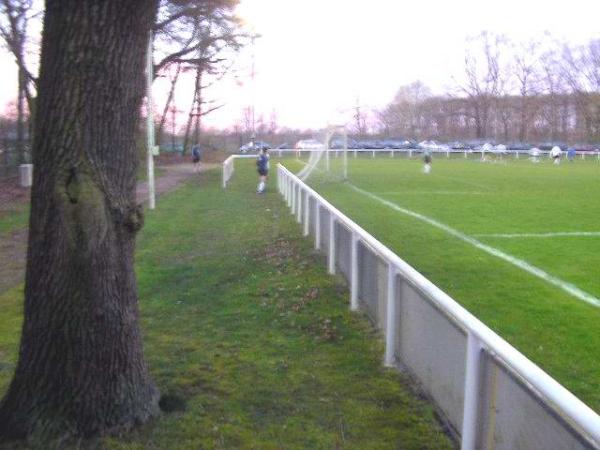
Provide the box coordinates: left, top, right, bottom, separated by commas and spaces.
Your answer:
192, 144, 202, 173
550, 145, 562, 165
423, 149, 432, 174
567, 147, 576, 162
256, 148, 270, 193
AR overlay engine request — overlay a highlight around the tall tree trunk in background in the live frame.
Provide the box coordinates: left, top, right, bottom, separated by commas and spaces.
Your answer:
0, 0, 159, 443
157, 62, 181, 146
182, 66, 201, 155
16, 62, 25, 164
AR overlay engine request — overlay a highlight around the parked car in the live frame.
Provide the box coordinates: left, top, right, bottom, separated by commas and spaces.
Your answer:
494, 144, 508, 153
329, 138, 357, 149
507, 142, 532, 151
474, 142, 495, 152
239, 140, 271, 153
418, 140, 450, 151
538, 142, 566, 151
573, 143, 597, 152
294, 139, 323, 149
448, 141, 471, 150
381, 139, 413, 149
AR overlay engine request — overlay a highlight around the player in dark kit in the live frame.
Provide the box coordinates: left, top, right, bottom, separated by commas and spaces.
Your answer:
423, 149, 432, 174
256, 148, 270, 193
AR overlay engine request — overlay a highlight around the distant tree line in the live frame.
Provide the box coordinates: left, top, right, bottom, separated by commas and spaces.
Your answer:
377, 33, 600, 144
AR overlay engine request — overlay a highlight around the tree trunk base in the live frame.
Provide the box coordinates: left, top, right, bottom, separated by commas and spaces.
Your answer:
0, 385, 159, 445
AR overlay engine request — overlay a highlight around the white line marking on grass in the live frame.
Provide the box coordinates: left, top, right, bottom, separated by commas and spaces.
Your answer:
349, 183, 600, 309
377, 191, 488, 196
475, 231, 600, 238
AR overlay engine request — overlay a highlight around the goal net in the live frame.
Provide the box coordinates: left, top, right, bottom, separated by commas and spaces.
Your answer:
296, 125, 348, 184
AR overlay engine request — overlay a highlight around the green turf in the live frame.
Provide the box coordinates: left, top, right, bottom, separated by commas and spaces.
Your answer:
0, 204, 29, 235
0, 167, 453, 448
297, 155, 600, 413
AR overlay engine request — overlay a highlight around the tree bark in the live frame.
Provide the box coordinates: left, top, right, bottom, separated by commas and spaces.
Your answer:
0, 0, 159, 443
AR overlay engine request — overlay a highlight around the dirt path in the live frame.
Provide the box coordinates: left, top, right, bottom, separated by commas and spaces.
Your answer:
136, 162, 218, 202
0, 163, 217, 294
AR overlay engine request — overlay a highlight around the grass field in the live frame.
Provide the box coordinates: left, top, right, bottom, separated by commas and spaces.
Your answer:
0, 169, 453, 448
282, 154, 600, 414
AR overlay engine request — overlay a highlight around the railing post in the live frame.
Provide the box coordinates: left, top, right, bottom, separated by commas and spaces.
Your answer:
315, 202, 321, 250
384, 264, 397, 366
328, 215, 336, 274
350, 232, 359, 311
291, 182, 297, 214
303, 193, 310, 236
277, 167, 281, 193
296, 186, 302, 223
461, 333, 483, 450
287, 177, 292, 207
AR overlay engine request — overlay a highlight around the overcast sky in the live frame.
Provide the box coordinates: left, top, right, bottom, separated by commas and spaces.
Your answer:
202, 0, 600, 130
0, 0, 598, 131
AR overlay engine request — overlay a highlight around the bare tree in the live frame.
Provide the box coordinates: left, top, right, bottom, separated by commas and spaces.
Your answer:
378, 81, 431, 138
513, 39, 543, 142
0, 0, 39, 163
154, 0, 246, 152
352, 97, 368, 137
559, 39, 600, 141
458, 32, 507, 139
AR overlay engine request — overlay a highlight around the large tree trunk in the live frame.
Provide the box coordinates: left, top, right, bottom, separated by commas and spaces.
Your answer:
0, 0, 159, 443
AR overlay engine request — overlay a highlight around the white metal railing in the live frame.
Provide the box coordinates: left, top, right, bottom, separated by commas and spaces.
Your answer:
277, 163, 600, 450
222, 154, 256, 188
270, 147, 600, 160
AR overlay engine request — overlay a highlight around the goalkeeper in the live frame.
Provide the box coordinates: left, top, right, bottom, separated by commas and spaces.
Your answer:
256, 148, 270, 193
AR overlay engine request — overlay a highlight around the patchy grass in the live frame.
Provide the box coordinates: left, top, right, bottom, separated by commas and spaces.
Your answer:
0, 204, 29, 235
0, 286, 22, 396
0, 167, 453, 449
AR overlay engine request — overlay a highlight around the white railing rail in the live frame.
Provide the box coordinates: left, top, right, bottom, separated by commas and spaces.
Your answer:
222, 154, 256, 188
277, 162, 600, 450
271, 147, 600, 160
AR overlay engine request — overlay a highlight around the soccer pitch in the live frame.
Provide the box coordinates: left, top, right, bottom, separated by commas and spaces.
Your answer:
281, 154, 600, 413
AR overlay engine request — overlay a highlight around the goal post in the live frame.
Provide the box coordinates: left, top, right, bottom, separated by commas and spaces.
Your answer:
296, 124, 349, 182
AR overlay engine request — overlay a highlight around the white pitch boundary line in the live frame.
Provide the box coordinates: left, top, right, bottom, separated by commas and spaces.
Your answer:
349, 183, 600, 309
475, 231, 600, 238
377, 191, 489, 196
